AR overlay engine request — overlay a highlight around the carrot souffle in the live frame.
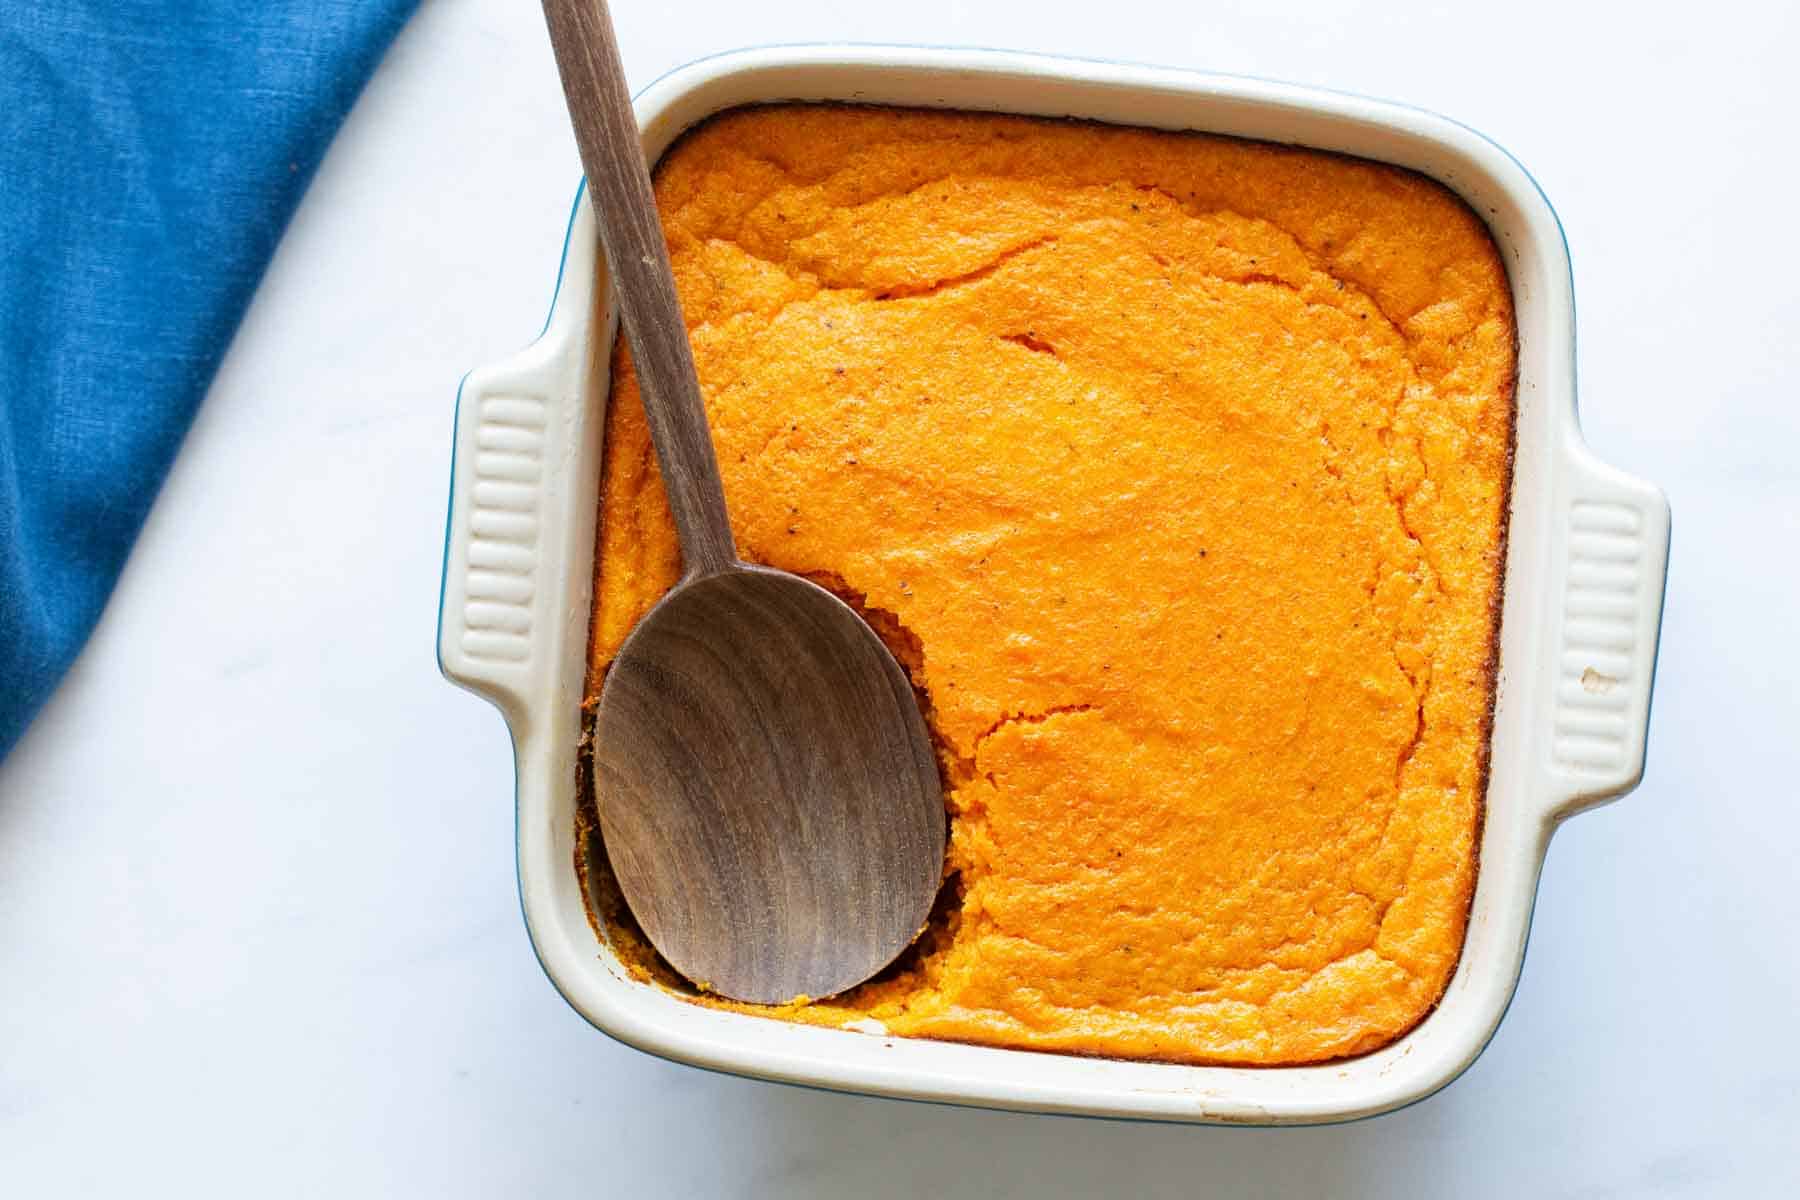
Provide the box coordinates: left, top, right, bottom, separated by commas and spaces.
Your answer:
579, 104, 1515, 1066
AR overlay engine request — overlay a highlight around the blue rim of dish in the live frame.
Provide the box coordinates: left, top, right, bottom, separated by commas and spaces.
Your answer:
430, 43, 1649, 1129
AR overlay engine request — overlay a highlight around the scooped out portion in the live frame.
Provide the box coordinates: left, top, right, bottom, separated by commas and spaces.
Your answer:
581, 103, 1515, 1066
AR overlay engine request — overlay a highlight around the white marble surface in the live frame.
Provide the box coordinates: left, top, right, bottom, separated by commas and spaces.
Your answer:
3, 0, 1797, 1194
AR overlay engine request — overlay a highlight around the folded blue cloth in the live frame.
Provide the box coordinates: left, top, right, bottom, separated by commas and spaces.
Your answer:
0, 1, 418, 760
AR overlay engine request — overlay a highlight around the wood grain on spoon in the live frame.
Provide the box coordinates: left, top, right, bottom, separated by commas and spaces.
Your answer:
540, 0, 947, 1004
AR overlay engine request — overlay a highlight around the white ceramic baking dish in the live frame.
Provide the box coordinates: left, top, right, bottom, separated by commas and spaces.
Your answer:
438, 45, 1670, 1125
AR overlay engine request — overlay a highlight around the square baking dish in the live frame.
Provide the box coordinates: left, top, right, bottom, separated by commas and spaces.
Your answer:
437, 45, 1670, 1125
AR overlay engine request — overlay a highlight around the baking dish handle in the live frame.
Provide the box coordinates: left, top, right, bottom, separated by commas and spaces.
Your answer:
1541, 442, 1671, 818
437, 332, 589, 738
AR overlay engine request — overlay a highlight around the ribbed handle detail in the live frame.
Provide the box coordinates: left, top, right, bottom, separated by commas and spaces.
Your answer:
1545, 448, 1671, 814
439, 341, 584, 730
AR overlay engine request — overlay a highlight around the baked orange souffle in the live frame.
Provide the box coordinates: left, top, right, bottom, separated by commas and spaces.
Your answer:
582, 104, 1515, 1066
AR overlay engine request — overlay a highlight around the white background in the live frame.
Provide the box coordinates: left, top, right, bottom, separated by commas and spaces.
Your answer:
4, 0, 1796, 1195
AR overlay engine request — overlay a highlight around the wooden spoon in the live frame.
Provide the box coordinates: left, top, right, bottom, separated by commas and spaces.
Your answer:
540, 0, 947, 1004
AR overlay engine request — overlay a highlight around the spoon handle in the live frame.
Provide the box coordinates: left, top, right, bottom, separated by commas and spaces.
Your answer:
541, 0, 737, 578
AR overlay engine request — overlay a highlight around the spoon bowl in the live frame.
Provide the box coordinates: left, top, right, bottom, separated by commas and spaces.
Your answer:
594, 566, 945, 1004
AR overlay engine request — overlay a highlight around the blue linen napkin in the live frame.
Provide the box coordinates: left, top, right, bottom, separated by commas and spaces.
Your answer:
0, 1, 418, 761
